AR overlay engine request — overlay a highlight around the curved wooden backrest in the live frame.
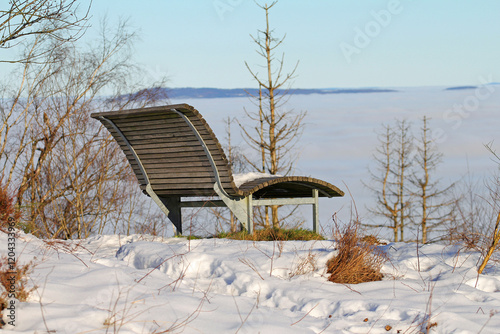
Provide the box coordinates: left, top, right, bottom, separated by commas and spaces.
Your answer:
91, 104, 240, 197
238, 175, 344, 198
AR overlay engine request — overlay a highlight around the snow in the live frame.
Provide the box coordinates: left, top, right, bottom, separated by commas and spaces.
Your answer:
232, 172, 277, 187
2, 230, 500, 333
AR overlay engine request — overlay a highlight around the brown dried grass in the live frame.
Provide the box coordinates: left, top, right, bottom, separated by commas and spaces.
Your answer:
0, 257, 34, 304
326, 219, 387, 284
0, 182, 21, 232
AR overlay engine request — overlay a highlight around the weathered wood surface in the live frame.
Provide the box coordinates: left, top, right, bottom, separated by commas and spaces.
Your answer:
93, 104, 238, 197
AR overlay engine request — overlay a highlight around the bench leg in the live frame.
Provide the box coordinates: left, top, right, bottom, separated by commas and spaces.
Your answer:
247, 195, 253, 234
145, 185, 182, 235
214, 183, 252, 233
160, 196, 182, 236
312, 189, 319, 233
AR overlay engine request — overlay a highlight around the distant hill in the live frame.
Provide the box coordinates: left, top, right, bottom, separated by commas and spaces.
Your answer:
141, 87, 398, 99
445, 86, 477, 91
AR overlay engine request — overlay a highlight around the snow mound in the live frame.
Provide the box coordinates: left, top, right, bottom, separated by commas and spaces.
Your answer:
232, 172, 278, 187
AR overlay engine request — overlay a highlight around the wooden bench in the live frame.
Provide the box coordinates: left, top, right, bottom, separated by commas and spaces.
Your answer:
91, 104, 344, 235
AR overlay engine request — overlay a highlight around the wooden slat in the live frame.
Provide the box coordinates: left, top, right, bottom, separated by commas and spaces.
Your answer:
91, 104, 193, 119
126, 155, 230, 168
113, 116, 209, 129
133, 145, 206, 155
150, 179, 234, 188
148, 176, 233, 185
123, 150, 225, 160
113, 116, 210, 131
113, 119, 186, 129
117, 125, 194, 134
152, 181, 216, 189
161, 185, 234, 192
155, 189, 217, 196
134, 129, 215, 141
127, 138, 201, 148
132, 161, 212, 169
130, 141, 220, 151
128, 157, 214, 167
139, 166, 213, 173
106, 124, 189, 137
109, 113, 182, 124
123, 132, 201, 142
149, 171, 214, 179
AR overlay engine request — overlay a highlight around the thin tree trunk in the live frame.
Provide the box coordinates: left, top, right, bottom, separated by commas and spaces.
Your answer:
478, 212, 500, 274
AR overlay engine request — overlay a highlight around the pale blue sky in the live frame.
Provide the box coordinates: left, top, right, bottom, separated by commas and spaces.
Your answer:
8, 1, 500, 89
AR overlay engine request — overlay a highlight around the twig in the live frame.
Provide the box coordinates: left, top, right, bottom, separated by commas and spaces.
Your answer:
234, 289, 260, 334
238, 258, 264, 280
136, 252, 187, 284
290, 302, 319, 326
33, 266, 56, 333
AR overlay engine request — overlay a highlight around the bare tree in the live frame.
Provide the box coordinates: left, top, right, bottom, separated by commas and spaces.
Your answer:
368, 118, 460, 243
0, 0, 90, 63
1, 20, 167, 239
365, 125, 401, 241
394, 119, 413, 242
240, 1, 306, 228
366, 120, 413, 242
411, 116, 454, 243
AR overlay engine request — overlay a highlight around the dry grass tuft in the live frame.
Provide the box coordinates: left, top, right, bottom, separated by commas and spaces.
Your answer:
326, 219, 387, 284
0, 257, 35, 304
360, 235, 386, 245
218, 227, 324, 241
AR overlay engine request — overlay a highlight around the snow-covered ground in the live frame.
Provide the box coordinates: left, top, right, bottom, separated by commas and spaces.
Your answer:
2, 230, 499, 333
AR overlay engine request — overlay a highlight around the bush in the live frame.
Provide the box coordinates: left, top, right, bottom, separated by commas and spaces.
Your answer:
0, 182, 20, 232
217, 227, 324, 241
326, 220, 387, 284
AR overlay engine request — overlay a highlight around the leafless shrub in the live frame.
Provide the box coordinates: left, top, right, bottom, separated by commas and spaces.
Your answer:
289, 250, 318, 278
0, 256, 35, 305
